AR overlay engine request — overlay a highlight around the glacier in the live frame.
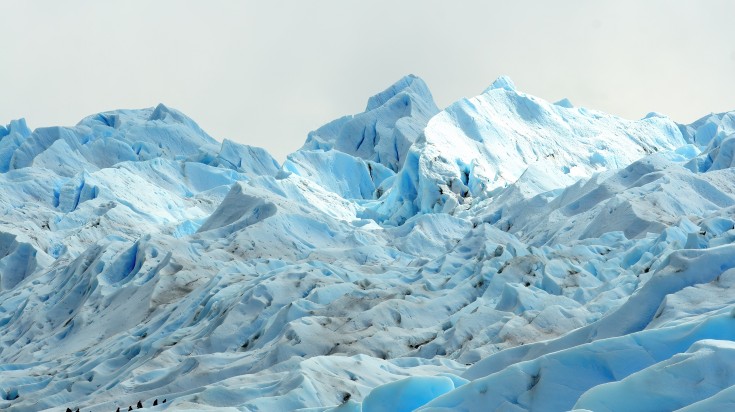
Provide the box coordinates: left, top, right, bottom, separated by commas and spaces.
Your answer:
1, 75, 735, 412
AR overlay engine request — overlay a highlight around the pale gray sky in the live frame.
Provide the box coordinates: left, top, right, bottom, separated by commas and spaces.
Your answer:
2, 1, 734, 161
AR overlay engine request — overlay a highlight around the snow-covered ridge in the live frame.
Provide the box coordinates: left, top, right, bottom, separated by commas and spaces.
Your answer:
1, 76, 735, 411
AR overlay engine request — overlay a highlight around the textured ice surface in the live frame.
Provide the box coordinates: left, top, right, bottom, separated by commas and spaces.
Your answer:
302, 74, 439, 172
372, 76, 686, 225
1, 76, 735, 411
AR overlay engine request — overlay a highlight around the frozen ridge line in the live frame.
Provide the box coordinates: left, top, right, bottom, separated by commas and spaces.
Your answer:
1, 75, 735, 411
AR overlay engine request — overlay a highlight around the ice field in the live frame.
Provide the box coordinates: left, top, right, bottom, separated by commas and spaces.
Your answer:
1, 76, 735, 411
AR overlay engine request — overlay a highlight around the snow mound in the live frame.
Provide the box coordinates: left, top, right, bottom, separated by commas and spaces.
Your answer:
197, 182, 277, 234
362, 375, 456, 412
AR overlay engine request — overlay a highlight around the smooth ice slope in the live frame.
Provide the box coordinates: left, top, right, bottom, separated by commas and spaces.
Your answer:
282, 150, 393, 200
1, 76, 735, 412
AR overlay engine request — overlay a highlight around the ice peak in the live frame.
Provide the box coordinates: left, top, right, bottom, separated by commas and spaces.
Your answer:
485, 75, 517, 92
366, 74, 434, 111
554, 98, 575, 108
149, 103, 188, 123
0, 118, 31, 139
301, 74, 439, 172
